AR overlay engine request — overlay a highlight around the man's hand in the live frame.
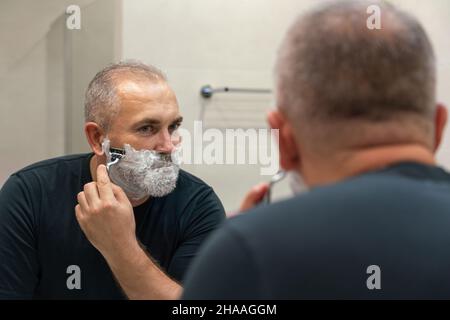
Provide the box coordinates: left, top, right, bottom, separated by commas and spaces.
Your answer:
75, 164, 182, 300
75, 164, 137, 259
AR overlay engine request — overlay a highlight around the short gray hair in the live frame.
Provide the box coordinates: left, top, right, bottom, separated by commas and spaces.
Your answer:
84, 60, 167, 131
275, 0, 436, 147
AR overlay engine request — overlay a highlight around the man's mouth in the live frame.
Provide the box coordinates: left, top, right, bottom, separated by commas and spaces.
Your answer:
150, 154, 174, 170
159, 154, 172, 162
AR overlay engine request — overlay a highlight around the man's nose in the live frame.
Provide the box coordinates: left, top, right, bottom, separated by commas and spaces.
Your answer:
154, 129, 176, 153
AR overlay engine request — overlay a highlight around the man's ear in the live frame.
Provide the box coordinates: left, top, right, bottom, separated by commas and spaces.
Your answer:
85, 122, 105, 156
267, 110, 300, 171
434, 103, 447, 153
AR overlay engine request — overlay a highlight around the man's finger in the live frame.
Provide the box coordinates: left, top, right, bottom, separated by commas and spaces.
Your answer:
75, 204, 84, 222
96, 164, 115, 201
84, 182, 101, 208
77, 191, 89, 212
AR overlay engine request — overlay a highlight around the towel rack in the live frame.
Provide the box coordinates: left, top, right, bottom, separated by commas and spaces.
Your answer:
200, 85, 272, 98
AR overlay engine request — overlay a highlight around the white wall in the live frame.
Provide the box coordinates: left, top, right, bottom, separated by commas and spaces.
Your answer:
0, 0, 77, 185
122, 0, 450, 212
0, 0, 121, 185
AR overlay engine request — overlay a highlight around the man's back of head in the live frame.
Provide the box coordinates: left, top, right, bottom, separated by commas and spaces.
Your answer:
275, 0, 440, 156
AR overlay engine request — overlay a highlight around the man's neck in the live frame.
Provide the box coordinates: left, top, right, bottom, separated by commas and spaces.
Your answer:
89, 155, 150, 207
302, 143, 436, 188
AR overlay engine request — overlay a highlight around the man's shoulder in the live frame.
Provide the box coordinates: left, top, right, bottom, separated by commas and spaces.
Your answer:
171, 168, 225, 208
17, 153, 91, 174
168, 169, 225, 218
227, 168, 450, 239
177, 169, 210, 186
186, 165, 450, 299
10, 153, 92, 184
176, 169, 214, 191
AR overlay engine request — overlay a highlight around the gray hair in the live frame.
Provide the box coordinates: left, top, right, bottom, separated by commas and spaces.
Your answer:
275, 0, 436, 148
84, 60, 167, 131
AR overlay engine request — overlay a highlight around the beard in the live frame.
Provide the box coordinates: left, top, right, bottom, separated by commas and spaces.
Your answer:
102, 138, 180, 200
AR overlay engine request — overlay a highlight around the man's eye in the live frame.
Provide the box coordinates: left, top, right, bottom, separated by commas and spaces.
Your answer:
169, 123, 181, 133
138, 126, 154, 134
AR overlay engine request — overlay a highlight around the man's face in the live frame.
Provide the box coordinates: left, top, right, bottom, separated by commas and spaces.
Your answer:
106, 79, 182, 153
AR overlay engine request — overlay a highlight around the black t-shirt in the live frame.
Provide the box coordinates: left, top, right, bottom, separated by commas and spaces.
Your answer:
0, 153, 225, 299
183, 162, 450, 299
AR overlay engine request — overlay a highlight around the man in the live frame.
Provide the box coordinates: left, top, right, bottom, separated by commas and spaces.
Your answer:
75, 0, 450, 299
0, 61, 225, 299
182, 0, 450, 299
